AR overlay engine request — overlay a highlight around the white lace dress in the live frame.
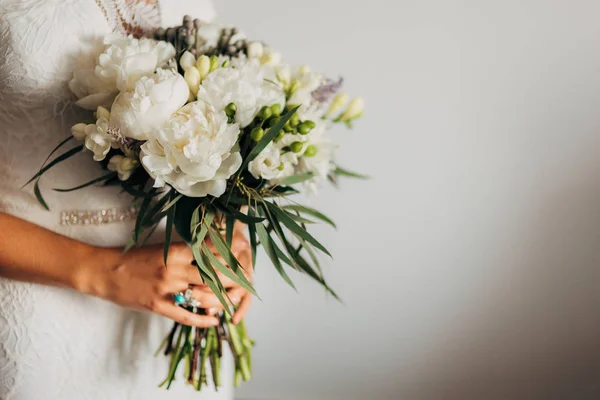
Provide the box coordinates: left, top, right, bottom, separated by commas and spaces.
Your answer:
0, 1, 234, 399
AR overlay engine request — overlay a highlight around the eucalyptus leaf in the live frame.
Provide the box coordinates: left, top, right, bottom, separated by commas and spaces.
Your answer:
333, 165, 369, 180
255, 222, 296, 290
282, 205, 337, 229
266, 202, 332, 257
164, 195, 176, 265
53, 172, 117, 192
33, 180, 49, 211
202, 243, 257, 297
277, 172, 314, 186
22, 145, 83, 188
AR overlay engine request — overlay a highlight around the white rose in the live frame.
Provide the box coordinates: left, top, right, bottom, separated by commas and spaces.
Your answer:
69, 34, 175, 110
109, 69, 189, 140
108, 154, 139, 181
141, 100, 242, 197
198, 57, 285, 128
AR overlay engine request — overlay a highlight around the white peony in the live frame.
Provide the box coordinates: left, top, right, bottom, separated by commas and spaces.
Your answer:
141, 100, 242, 197
109, 69, 189, 140
108, 155, 139, 181
198, 57, 285, 128
69, 34, 175, 110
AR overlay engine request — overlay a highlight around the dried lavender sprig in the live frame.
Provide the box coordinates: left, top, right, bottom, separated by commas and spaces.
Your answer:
312, 77, 344, 103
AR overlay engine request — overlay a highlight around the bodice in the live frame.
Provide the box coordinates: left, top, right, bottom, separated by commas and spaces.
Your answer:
0, 0, 216, 246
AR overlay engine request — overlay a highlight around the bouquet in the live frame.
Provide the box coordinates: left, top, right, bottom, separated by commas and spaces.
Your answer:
26, 16, 364, 391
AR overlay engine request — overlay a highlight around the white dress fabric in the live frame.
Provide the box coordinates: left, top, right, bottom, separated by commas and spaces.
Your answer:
0, 1, 235, 399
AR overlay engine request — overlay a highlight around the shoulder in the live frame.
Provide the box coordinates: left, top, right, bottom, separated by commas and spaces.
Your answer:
158, 0, 216, 27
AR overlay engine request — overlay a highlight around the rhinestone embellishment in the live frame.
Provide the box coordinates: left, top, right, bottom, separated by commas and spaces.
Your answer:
60, 206, 138, 226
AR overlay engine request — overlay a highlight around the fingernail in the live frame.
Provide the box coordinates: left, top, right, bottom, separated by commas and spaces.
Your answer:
231, 297, 241, 304
208, 308, 218, 315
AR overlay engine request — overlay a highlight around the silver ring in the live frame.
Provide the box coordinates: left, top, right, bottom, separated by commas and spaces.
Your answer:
173, 288, 201, 308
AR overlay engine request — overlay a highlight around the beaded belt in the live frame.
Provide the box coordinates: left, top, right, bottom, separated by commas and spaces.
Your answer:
60, 206, 138, 226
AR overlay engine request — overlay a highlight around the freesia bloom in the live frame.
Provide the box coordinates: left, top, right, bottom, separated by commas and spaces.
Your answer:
108, 154, 139, 181
141, 100, 242, 197
109, 69, 189, 140
71, 106, 115, 162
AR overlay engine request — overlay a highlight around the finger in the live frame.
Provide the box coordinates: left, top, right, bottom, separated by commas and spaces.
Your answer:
232, 294, 252, 325
189, 287, 228, 309
154, 300, 219, 328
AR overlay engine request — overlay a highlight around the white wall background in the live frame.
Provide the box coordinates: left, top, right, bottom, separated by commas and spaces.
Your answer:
214, 1, 600, 399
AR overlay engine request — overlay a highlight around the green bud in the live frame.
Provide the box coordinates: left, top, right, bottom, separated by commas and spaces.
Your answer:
267, 117, 281, 128
275, 131, 285, 141
270, 103, 282, 116
259, 106, 272, 120
290, 141, 303, 153
298, 123, 312, 135
283, 122, 295, 133
222, 60, 230, 68
209, 56, 219, 72
225, 103, 237, 118
304, 120, 316, 129
304, 145, 318, 157
251, 127, 265, 142
277, 163, 285, 171
290, 113, 300, 127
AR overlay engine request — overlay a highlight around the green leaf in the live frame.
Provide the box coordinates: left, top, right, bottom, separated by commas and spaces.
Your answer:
134, 188, 156, 243
141, 190, 172, 226
332, 165, 369, 180
214, 201, 265, 224
282, 205, 337, 229
247, 208, 258, 268
266, 202, 332, 257
164, 194, 176, 265
207, 227, 240, 271
284, 210, 316, 225
33, 180, 49, 211
225, 214, 234, 247
255, 222, 296, 290
202, 243, 257, 297
277, 172, 314, 186
197, 255, 232, 316
22, 145, 83, 188
241, 106, 300, 170
53, 172, 117, 192
162, 193, 183, 213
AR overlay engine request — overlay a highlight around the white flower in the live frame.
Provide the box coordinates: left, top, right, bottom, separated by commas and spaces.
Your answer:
247, 42, 264, 59
71, 123, 88, 140
69, 34, 175, 110
180, 51, 196, 72
198, 57, 285, 128
109, 69, 189, 140
248, 143, 286, 180
339, 97, 365, 121
141, 100, 242, 197
83, 116, 113, 162
108, 154, 139, 181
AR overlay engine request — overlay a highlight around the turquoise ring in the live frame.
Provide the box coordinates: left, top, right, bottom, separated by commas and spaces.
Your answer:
173, 288, 201, 308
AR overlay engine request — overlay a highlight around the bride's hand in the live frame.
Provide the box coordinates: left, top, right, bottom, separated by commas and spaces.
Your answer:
84, 231, 253, 327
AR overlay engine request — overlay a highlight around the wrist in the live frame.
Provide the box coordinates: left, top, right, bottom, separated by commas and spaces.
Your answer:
71, 244, 120, 297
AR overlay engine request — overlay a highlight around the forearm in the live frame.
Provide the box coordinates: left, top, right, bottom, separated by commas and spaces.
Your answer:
0, 212, 116, 292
